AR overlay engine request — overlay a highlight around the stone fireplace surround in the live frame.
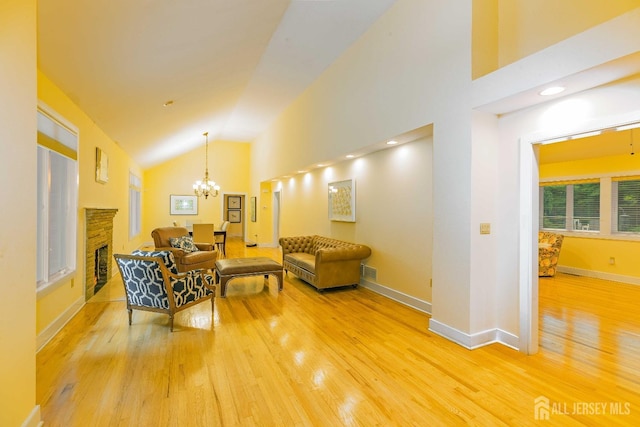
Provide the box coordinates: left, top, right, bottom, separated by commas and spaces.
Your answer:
85, 208, 118, 299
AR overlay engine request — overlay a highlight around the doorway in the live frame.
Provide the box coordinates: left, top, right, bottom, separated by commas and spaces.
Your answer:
273, 191, 281, 247
224, 193, 246, 241
519, 111, 640, 354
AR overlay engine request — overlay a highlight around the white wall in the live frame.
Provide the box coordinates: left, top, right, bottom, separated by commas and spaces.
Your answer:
274, 136, 433, 304
253, 0, 475, 334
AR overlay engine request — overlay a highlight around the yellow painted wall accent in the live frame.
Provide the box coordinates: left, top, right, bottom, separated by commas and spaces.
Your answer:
36, 71, 144, 335
472, 0, 498, 79
498, 1, 638, 67
541, 154, 640, 280
142, 141, 251, 242
560, 237, 640, 278
473, 1, 639, 75
0, 1, 38, 425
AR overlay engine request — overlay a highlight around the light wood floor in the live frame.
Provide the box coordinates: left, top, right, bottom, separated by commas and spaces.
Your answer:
37, 240, 640, 426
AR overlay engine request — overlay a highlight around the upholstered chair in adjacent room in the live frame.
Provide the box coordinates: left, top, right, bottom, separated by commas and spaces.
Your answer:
151, 226, 217, 273
538, 231, 564, 277
113, 250, 215, 331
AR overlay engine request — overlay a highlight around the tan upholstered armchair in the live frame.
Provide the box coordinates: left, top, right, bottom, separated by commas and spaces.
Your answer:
538, 231, 564, 277
151, 226, 217, 273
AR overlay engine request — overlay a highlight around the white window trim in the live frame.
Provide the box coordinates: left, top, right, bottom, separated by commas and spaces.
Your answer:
36, 101, 80, 296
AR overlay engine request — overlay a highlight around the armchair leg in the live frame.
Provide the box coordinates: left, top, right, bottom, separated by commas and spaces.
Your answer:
169, 314, 174, 332
127, 309, 132, 326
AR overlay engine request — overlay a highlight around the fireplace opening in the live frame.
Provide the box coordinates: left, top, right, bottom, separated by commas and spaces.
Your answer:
94, 244, 109, 295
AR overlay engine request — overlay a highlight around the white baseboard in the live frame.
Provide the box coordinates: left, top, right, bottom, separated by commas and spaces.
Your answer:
557, 265, 640, 286
429, 318, 519, 350
21, 405, 42, 427
37, 296, 84, 352
360, 278, 432, 315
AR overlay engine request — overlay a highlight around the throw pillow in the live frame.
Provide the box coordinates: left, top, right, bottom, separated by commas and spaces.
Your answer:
169, 235, 199, 253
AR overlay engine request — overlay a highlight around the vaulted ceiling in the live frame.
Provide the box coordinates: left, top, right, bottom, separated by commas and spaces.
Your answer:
37, 0, 397, 167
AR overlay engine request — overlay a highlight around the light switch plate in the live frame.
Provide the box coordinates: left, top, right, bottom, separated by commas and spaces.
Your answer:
480, 223, 491, 234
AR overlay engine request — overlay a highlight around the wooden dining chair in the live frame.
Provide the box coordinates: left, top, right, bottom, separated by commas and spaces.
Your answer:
192, 223, 215, 245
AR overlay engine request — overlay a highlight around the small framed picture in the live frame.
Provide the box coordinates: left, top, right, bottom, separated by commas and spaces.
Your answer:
328, 179, 356, 222
170, 195, 198, 215
95, 147, 109, 183
228, 196, 241, 209
228, 210, 241, 223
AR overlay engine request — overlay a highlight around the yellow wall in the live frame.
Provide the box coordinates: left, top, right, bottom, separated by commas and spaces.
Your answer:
540, 152, 640, 280
269, 137, 433, 302
473, 1, 639, 76
36, 72, 144, 336
472, 0, 498, 79
143, 140, 251, 242
0, 1, 38, 425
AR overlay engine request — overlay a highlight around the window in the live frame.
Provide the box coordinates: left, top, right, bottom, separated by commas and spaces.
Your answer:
129, 172, 141, 238
613, 179, 640, 233
37, 109, 78, 290
541, 185, 566, 229
540, 181, 600, 231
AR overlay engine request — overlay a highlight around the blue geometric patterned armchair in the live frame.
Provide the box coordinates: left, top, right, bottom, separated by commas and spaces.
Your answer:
114, 250, 216, 331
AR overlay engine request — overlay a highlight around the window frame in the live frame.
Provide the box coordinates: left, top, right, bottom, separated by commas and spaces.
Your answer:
540, 180, 600, 232
540, 173, 640, 240
36, 105, 79, 295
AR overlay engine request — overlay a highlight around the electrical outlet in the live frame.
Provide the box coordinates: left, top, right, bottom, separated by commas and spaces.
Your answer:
609, 257, 615, 265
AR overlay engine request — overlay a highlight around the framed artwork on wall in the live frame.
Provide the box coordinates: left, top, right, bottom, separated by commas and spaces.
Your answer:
170, 195, 198, 215
228, 196, 241, 209
95, 147, 109, 183
328, 179, 356, 222
228, 209, 241, 223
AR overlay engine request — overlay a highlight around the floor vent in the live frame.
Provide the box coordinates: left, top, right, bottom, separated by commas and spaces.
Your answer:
362, 265, 377, 281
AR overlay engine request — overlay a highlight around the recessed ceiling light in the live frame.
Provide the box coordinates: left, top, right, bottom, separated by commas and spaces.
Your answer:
317, 164, 325, 167
539, 86, 565, 96
163, 100, 174, 107
387, 140, 398, 145
346, 154, 355, 158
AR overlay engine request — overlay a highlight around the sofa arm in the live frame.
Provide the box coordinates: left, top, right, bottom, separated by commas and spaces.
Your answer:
194, 242, 214, 251
155, 246, 186, 262
316, 245, 372, 263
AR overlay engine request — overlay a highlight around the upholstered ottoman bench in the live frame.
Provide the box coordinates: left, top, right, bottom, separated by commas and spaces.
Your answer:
215, 257, 284, 297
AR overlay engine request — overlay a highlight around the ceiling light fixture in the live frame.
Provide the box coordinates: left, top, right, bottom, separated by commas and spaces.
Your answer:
346, 154, 355, 158
540, 136, 569, 145
193, 132, 220, 199
571, 130, 601, 139
387, 140, 398, 145
539, 86, 565, 96
616, 122, 640, 131
163, 100, 174, 107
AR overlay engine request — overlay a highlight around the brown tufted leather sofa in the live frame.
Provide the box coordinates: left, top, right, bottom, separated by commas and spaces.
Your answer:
151, 227, 218, 273
279, 235, 371, 291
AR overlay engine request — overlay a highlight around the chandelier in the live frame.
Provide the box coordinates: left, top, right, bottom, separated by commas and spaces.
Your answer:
193, 132, 220, 198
